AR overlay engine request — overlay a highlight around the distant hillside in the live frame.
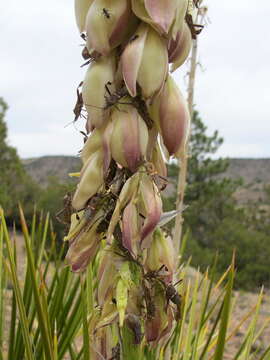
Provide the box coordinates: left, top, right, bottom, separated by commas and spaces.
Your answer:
23, 156, 81, 187
23, 156, 270, 203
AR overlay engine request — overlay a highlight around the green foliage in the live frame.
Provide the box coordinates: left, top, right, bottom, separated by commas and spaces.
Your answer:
1, 210, 269, 359
0, 98, 40, 221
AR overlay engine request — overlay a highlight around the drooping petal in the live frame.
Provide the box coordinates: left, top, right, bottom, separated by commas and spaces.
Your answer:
65, 209, 104, 272
81, 128, 103, 165
137, 25, 168, 99
151, 143, 167, 179
145, 228, 176, 283
82, 55, 116, 128
72, 150, 104, 210
110, 105, 148, 172
145, 283, 168, 342
121, 24, 148, 97
171, 0, 189, 39
144, 0, 177, 34
122, 201, 139, 257
74, 0, 94, 32
86, 0, 133, 55
121, 23, 168, 99
132, 0, 175, 35
107, 173, 140, 243
158, 76, 190, 156
169, 22, 192, 72
140, 175, 162, 248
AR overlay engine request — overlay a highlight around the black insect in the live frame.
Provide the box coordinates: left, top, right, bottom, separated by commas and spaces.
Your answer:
102, 8, 111, 19
165, 283, 182, 306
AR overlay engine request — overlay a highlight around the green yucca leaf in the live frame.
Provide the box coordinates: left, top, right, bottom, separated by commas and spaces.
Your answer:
81, 275, 90, 360
18, 206, 54, 359
179, 228, 190, 259
183, 272, 200, 360
258, 344, 270, 360
0, 209, 35, 360
213, 259, 234, 360
86, 264, 94, 313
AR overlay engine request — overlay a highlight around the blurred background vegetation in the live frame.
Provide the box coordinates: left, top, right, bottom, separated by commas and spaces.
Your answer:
1, 97, 270, 291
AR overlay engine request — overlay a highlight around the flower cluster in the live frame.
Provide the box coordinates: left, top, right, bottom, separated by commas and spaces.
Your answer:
65, 0, 201, 356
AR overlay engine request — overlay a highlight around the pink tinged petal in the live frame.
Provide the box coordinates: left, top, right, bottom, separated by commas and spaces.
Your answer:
144, 0, 177, 34
145, 286, 168, 342
145, 314, 161, 342
107, 173, 140, 243
140, 176, 162, 248
122, 201, 139, 257
169, 22, 192, 71
159, 76, 190, 156
109, 1, 133, 48
111, 106, 148, 172
121, 24, 148, 97
66, 225, 101, 272
137, 26, 168, 99
123, 109, 149, 172
69, 241, 99, 272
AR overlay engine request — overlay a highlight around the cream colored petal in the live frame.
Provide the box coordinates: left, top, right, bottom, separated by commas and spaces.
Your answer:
121, 24, 148, 97
137, 26, 168, 99
82, 55, 115, 128
75, 0, 94, 32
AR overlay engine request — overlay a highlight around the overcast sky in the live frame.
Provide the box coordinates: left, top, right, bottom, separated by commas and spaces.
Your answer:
0, 0, 270, 159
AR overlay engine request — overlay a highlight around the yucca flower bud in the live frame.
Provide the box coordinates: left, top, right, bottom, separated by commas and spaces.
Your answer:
64, 209, 103, 272
151, 143, 167, 179
145, 228, 176, 284
86, 0, 135, 55
74, 0, 94, 32
121, 23, 168, 99
145, 283, 172, 342
97, 250, 118, 305
168, 22, 192, 72
151, 75, 190, 157
82, 54, 116, 128
107, 173, 140, 243
110, 103, 149, 172
72, 149, 104, 210
122, 200, 140, 257
171, 0, 189, 39
139, 174, 162, 248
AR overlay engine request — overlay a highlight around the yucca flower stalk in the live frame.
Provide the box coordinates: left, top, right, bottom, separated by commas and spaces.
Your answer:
66, 0, 200, 357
